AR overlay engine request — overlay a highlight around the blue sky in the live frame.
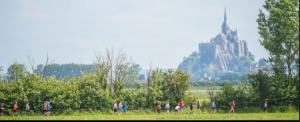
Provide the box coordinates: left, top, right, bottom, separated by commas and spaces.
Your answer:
0, 0, 268, 70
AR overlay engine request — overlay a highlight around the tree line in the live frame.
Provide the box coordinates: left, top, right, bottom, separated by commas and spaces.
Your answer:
0, 49, 190, 114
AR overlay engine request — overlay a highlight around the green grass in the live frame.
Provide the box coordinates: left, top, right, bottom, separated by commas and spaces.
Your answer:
0, 112, 298, 120
186, 86, 221, 98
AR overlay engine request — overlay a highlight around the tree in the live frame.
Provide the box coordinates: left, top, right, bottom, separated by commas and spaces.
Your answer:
147, 69, 190, 107
248, 69, 271, 101
170, 70, 190, 102
95, 55, 110, 91
138, 74, 145, 81
207, 81, 217, 101
0, 66, 4, 81
257, 0, 299, 87
113, 52, 130, 97
146, 68, 164, 107
215, 83, 236, 110
95, 48, 133, 97
124, 64, 142, 88
7, 63, 27, 81
35, 63, 95, 80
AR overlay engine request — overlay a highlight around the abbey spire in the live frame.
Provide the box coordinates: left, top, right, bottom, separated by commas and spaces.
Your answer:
222, 8, 229, 35
224, 8, 227, 24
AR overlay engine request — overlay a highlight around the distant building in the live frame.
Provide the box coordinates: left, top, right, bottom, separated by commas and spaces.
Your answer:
178, 9, 256, 81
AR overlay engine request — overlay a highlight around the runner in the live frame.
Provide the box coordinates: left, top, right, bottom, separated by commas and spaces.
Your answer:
165, 102, 170, 114
156, 102, 161, 113
113, 100, 118, 113
11, 101, 18, 117
211, 100, 216, 113
0, 100, 4, 116
189, 102, 193, 114
179, 100, 185, 113
43, 100, 52, 116
25, 101, 31, 115
263, 99, 268, 113
197, 100, 202, 113
229, 99, 236, 113
123, 101, 127, 115
118, 101, 123, 114
175, 105, 180, 115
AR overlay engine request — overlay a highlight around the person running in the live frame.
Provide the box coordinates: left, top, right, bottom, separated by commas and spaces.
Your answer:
175, 105, 180, 115
229, 99, 236, 113
179, 100, 185, 113
156, 102, 161, 113
43, 100, 52, 116
0, 100, 4, 116
263, 99, 268, 113
165, 102, 170, 114
229, 100, 233, 113
118, 102, 123, 114
211, 100, 216, 113
43, 100, 48, 116
197, 100, 202, 113
25, 101, 31, 115
113, 101, 118, 113
11, 101, 18, 117
189, 102, 193, 114
123, 101, 127, 115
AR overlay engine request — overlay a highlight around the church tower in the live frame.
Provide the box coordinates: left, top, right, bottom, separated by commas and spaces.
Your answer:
222, 8, 229, 35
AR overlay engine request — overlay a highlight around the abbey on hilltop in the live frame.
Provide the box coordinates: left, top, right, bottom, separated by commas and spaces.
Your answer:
178, 9, 258, 81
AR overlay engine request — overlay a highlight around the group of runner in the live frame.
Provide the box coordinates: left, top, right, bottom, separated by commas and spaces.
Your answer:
154, 100, 185, 114
0, 98, 269, 117
113, 100, 127, 115
0, 99, 52, 117
154, 100, 211, 114
154, 99, 269, 114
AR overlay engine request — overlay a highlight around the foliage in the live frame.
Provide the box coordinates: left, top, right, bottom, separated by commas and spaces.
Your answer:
0, 61, 190, 113
257, 0, 299, 88
7, 63, 27, 81
254, 0, 299, 106
36, 63, 96, 80
146, 69, 190, 108
215, 69, 298, 112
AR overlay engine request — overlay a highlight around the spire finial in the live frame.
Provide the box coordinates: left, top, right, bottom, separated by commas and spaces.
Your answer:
222, 7, 228, 34
224, 7, 227, 24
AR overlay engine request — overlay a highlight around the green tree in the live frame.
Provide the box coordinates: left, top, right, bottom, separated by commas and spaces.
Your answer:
0, 66, 4, 81
146, 68, 164, 108
169, 70, 190, 103
145, 69, 190, 108
248, 70, 271, 101
215, 83, 236, 110
7, 63, 27, 81
124, 64, 142, 88
257, 0, 299, 87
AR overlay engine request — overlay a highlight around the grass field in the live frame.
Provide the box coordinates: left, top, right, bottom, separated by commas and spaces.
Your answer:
187, 86, 221, 98
0, 112, 298, 120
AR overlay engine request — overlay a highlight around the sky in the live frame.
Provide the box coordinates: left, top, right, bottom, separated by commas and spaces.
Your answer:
0, 0, 268, 71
